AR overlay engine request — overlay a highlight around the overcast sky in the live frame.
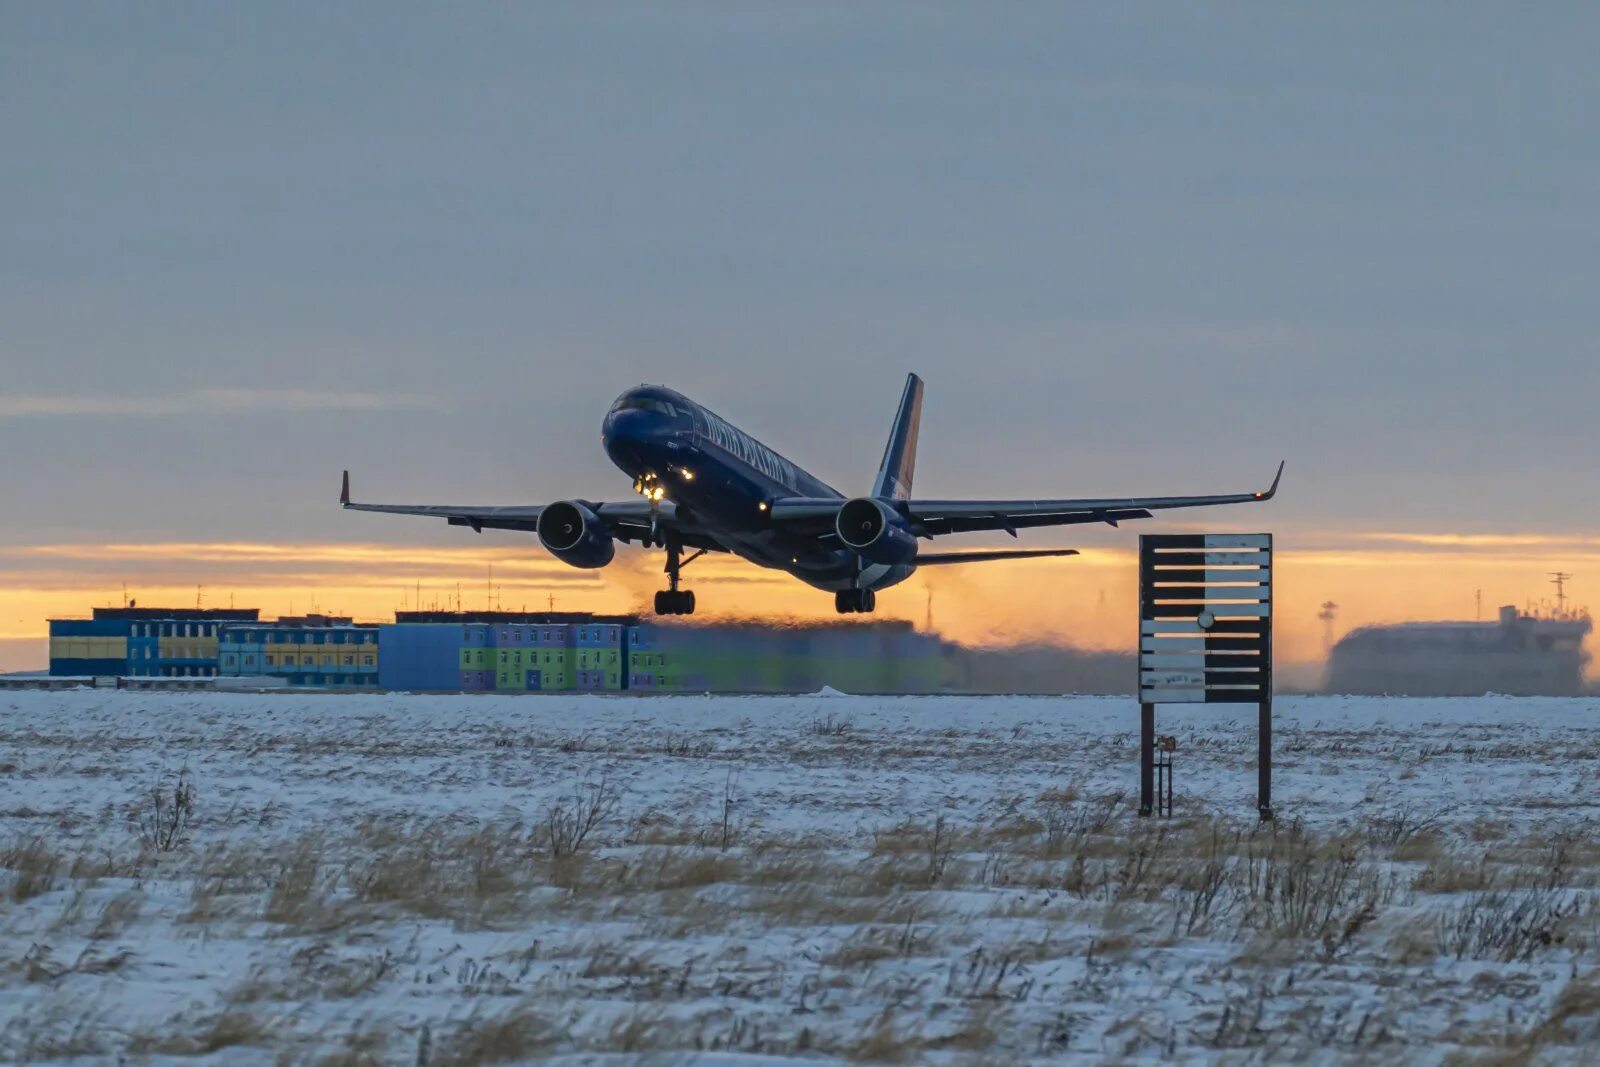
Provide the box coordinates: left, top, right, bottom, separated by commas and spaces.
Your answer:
3, 4, 1597, 561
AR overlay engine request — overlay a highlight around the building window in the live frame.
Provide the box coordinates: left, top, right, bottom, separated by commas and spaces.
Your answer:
362, 655, 373, 667
343, 655, 353, 666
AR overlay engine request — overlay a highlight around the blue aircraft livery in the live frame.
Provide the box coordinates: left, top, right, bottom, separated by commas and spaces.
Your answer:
343, 374, 1282, 615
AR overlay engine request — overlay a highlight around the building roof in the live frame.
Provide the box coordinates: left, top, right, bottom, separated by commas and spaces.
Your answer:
91, 607, 260, 621
393, 611, 640, 625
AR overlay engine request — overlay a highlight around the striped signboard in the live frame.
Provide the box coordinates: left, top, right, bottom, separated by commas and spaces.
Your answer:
1138, 533, 1271, 704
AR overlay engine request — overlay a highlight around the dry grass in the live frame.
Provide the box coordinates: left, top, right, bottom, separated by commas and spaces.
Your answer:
427, 1007, 558, 1066
3, 837, 61, 903
10, 715, 1600, 1063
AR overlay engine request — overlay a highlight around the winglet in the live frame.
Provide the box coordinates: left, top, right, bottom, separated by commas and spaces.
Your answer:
1254, 461, 1285, 501
340, 470, 350, 506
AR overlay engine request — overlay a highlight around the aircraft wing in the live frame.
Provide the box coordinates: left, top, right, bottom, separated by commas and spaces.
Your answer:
338, 472, 724, 549
770, 462, 1283, 537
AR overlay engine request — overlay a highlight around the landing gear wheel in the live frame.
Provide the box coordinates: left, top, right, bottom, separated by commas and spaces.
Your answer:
834, 589, 876, 614
654, 590, 696, 616
654, 536, 697, 615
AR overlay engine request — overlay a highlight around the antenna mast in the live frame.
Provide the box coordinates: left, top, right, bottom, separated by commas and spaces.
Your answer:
1549, 571, 1574, 616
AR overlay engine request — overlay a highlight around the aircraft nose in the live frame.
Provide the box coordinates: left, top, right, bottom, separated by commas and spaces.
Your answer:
603, 408, 652, 465
604, 407, 648, 443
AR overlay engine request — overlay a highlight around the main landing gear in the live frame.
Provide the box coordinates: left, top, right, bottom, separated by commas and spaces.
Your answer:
654, 537, 701, 616
835, 588, 876, 614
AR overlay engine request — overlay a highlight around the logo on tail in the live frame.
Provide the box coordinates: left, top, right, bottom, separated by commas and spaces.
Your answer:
872, 373, 923, 500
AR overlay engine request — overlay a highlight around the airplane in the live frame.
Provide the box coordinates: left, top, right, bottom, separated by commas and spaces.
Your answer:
341, 374, 1282, 615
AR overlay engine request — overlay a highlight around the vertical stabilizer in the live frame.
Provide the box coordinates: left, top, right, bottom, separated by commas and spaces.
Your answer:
872, 373, 923, 500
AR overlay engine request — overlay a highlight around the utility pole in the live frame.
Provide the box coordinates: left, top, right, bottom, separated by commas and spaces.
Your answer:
1475, 588, 1482, 621
1317, 600, 1339, 652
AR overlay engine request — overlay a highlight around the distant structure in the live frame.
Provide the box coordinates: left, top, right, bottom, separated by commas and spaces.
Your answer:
45, 604, 1135, 694
217, 615, 380, 687
1550, 571, 1575, 615
49, 607, 259, 679
383, 612, 636, 692
1325, 601, 1592, 697
1318, 600, 1339, 652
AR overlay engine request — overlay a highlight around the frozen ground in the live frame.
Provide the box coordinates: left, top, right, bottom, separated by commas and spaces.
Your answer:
3, 691, 1600, 1063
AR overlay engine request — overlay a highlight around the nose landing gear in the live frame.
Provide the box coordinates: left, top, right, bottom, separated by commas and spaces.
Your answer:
654, 537, 702, 616
834, 588, 876, 614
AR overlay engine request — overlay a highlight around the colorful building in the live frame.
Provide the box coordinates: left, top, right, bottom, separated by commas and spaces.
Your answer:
218, 615, 380, 687
50, 608, 955, 693
49, 608, 259, 678
627, 620, 945, 693
379, 612, 634, 692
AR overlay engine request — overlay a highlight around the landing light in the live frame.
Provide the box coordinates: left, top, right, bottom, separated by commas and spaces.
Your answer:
758, 501, 769, 512
680, 468, 694, 481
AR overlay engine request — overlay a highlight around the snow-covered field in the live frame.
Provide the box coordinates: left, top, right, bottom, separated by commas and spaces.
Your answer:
3, 690, 1600, 1063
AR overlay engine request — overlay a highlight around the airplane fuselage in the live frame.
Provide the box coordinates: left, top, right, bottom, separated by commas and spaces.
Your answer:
602, 385, 914, 593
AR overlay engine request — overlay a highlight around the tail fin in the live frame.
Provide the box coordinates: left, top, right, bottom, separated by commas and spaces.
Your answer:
872, 373, 923, 500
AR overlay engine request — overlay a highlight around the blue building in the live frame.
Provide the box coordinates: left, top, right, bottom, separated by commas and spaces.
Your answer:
49, 608, 260, 678
218, 615, 380, 687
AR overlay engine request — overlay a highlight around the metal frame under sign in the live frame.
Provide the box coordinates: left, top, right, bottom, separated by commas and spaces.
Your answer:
1138, 533, 1273, 820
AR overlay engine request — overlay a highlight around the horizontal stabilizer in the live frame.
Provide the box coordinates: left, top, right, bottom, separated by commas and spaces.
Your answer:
916, 548, 1079, 566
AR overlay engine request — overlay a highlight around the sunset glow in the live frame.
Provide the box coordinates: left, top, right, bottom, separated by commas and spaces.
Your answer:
4, 534, 1594, 676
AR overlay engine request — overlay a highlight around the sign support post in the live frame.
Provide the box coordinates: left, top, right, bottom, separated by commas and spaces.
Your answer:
1137, 533, 1274, 820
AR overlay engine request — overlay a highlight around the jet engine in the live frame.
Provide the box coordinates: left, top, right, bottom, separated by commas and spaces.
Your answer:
835, 497, 918, 566
536, 501, 616, 568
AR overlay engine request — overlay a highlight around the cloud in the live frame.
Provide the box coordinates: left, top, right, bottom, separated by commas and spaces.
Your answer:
1358, 532, 1600, 549
0, 389, 437, 418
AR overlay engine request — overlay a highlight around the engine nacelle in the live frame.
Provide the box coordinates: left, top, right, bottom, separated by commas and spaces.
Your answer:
836, 497, 918, 566
537, 500, 616, 568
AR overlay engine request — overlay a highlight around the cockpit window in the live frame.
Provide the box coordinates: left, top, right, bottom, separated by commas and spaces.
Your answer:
610, 396, 678, 416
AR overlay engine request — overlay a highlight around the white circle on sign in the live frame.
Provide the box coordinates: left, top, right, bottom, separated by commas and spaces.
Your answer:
1196, 611, 1216, 630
